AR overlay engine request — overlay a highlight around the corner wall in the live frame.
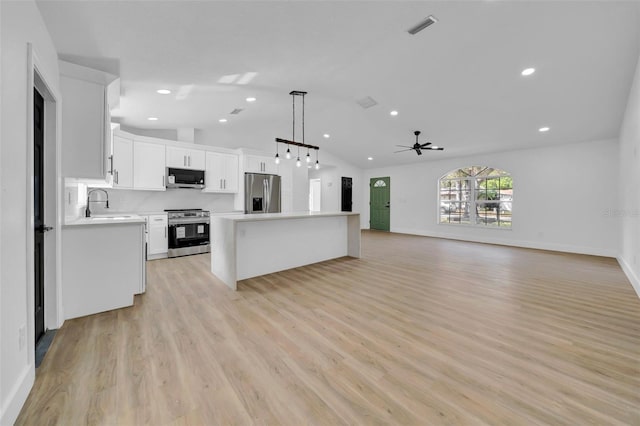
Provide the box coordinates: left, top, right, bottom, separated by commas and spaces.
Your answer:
362, 139, 620, 258
0, 1, 60, 424
617, 53, 640, 296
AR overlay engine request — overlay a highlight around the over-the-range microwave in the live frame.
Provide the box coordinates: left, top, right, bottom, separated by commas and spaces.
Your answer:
166, 167, 205, 189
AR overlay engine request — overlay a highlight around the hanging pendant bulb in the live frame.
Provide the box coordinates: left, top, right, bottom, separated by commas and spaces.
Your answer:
275, 153, 280, 164
315, 160, 320, 170
306, 151, 311, 163
296, 157, 301, 167
285, 148, 291, 160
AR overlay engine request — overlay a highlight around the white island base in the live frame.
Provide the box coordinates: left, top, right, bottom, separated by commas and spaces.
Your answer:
211, 212, 360, 290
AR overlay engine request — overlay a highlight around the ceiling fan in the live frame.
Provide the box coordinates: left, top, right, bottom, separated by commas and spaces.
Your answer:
394, 131, 443, 155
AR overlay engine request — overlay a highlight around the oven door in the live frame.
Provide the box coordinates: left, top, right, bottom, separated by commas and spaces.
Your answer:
168, 220, 210, 249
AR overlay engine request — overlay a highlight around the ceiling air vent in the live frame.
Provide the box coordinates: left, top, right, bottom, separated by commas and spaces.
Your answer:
356, 96, 378, 109
230, 108, 244, 115
407, 15, 438, 35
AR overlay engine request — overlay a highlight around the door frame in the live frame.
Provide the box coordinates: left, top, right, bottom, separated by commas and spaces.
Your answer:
26, 44, 64, 368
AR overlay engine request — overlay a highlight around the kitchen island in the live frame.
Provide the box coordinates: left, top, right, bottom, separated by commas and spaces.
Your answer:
211, 211, 360, 290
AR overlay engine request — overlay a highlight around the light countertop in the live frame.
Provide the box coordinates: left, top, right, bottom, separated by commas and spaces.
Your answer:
213, 211, 360, 222
64, 214, 146, 227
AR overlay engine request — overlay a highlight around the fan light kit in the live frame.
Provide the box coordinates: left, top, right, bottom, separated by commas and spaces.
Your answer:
275, 90, 320, 169
394, 130, 444, 156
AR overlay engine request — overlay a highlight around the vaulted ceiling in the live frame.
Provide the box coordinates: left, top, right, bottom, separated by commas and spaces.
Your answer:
37, 1, 640, 168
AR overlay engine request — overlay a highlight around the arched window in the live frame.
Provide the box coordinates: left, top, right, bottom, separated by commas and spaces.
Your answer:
439, 166, 513, 228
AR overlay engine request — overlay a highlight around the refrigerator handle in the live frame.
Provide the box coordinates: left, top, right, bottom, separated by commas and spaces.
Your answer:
262, 178, 267, 212
266, 179, 270, 212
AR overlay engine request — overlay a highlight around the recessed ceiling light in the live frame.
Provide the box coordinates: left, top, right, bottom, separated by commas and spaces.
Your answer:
390, 110, 398, 116
323, 134, 330, 139
156, 89, 171, 95
539, 126, 550, 132
246, 97, 256, 102
367, 157, 373, 161
521, 68, 536, 76
147, 117, 158, 121
219, 118, 228, 123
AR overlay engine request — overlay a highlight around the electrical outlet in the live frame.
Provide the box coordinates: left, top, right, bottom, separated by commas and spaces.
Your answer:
18, 325, 26, 351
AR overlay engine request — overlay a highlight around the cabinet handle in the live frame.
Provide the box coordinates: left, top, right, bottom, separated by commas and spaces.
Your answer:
115, 170, 118, 184
164, 227, 167, 238
183, 155, 186, 167
109, 155, 114, 175
162, 175, 165, 187
188, 156, 191, 167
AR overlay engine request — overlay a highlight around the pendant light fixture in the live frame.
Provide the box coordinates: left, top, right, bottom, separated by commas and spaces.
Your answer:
275, 90, 320, 169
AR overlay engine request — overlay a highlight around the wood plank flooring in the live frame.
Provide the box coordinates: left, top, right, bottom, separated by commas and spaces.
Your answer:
17, 231, 640, 425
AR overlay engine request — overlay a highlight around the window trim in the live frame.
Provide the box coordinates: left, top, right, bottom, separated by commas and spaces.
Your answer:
438, 167, 513, 229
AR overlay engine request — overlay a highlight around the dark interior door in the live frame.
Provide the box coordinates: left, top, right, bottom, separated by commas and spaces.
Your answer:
370, 177, 390, 231
341, 177, 353, 212
34, 88, 45, 345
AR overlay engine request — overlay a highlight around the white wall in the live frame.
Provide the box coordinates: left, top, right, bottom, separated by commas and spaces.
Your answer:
362, 139, 620, 257
0, 1, 60, 424
309, 149, 363, 215
617, 53, 640, 296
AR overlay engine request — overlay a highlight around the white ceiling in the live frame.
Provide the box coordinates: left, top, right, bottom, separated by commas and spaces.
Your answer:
37, 1, 640, 169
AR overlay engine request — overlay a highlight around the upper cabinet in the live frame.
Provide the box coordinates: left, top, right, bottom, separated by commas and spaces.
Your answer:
245, 154, 278, 174
133, 141, 166, 191
166, 146, 205, 170
204, 152, 239, 193
112, 135, 133, 189
60, 60, 119, 180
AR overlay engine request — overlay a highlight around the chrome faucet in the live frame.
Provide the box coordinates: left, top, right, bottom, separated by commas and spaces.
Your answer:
85, 188, 110, 217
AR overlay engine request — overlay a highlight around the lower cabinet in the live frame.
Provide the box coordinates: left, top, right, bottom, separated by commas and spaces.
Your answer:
147, 214, 168, 260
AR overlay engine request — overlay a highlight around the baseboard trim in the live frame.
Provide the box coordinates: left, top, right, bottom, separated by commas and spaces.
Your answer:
0, 365, 34, 426
617, 256, 640, 298
390, 227, 618, 258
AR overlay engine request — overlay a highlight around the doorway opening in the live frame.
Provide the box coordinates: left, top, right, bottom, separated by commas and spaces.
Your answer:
309, 178, 321, 212
369, 177, 390, 231
30, 49, 62, 369
341, 177, 352, 212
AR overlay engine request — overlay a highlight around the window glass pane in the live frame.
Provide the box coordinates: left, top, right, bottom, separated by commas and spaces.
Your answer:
439, 167, 512, 228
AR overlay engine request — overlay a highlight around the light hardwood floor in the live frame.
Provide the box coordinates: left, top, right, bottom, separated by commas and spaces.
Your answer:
17, 231, 640, 425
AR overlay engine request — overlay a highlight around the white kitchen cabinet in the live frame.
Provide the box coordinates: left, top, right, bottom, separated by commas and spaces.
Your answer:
204, 152, 239, 193
147, 214, 168, 259
60, 60, 119, 180
166, 146, 205, 170
245, 154, 278, 174
112, 135, 133, 188
62, 221, 145, 319
133, 141, 166, 190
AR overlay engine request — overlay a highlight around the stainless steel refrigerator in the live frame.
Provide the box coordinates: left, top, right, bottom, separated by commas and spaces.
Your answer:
244, 173, 281, 213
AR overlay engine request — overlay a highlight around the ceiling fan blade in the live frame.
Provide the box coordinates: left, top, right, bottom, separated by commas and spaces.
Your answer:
420, 142, 432, 148
393, 148, 413, 153
395, 145, 413, 148
416, 149, 422, 155
424, 146, 444, 151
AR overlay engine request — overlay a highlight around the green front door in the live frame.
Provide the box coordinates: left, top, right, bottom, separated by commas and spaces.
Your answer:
370, 177, 390, 231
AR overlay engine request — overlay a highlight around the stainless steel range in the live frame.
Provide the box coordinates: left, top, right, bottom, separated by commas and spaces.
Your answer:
165, 209, 210, 258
